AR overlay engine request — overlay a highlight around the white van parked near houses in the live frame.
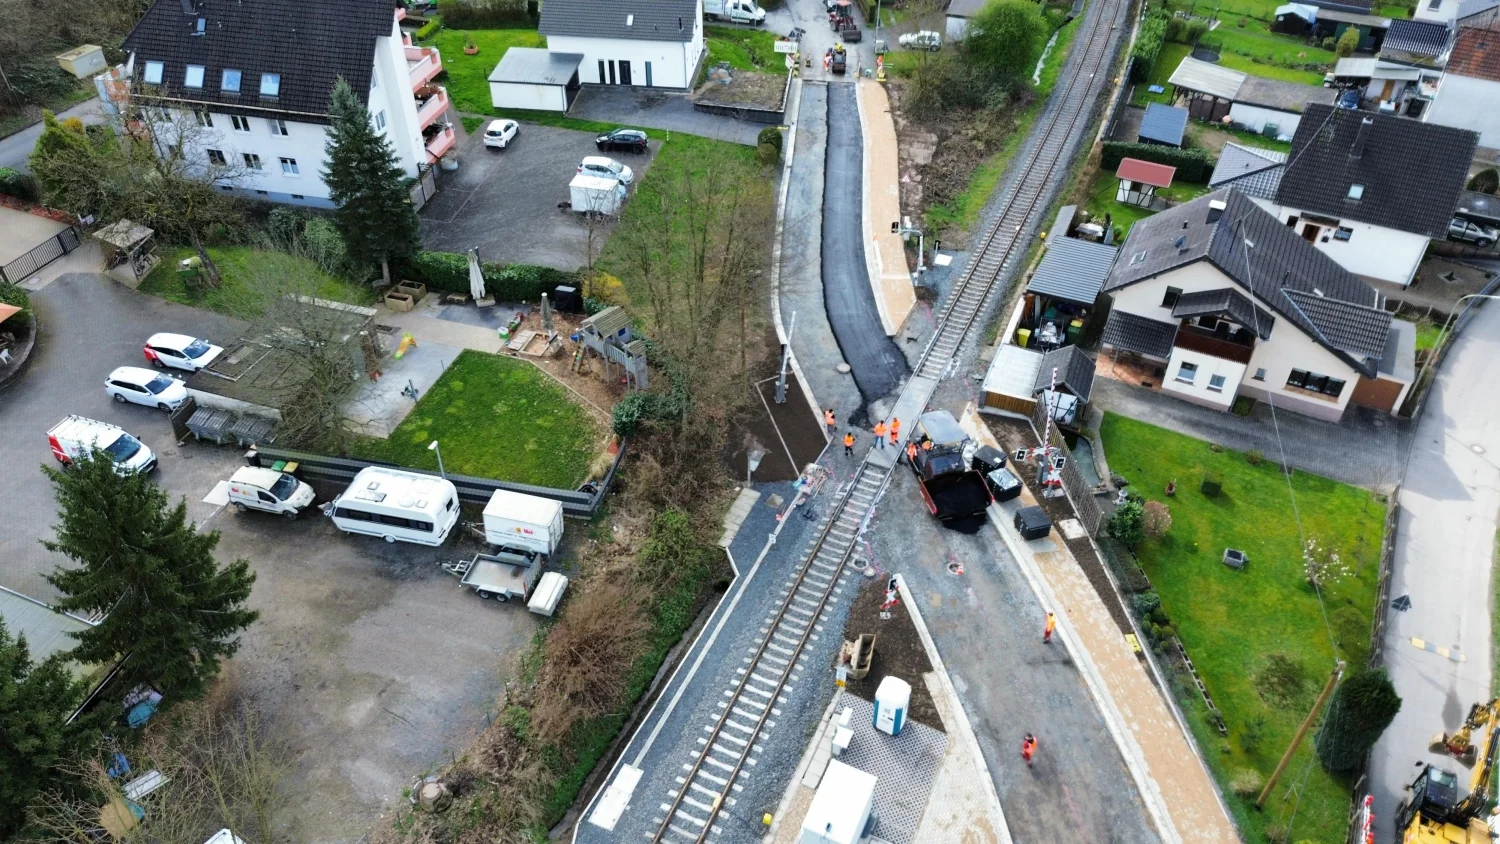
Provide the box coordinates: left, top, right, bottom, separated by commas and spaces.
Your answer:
46, 415, 157, 474
226, 467, 316, 519
325, 466, 460, 546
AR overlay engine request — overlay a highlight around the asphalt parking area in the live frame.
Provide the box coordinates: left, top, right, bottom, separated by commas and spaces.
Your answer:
418, 123, 659, 271
0, 273, 536, 841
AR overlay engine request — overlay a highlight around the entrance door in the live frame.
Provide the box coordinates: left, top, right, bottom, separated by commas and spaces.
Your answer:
619, 60, 632, 85
1302, 223, 1319, 241
608, 61, 617, 85
645, 61, 653, 86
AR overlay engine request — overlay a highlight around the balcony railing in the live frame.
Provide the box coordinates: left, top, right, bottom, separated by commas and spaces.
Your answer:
1175, 325, 1255, 364
415, 86, 450, 130
424, 123, 456, 162
406, 45, 442, 92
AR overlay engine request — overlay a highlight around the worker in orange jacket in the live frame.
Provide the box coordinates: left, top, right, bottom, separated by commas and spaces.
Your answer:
825, 408, 837, 435
889, 417, 901, 445
1044, 612, 1057, 644
873, 420, 887, 449
843, 430, 855, 457
1022, 734, 1038, 766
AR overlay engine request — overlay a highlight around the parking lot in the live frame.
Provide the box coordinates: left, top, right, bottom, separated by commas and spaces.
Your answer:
418, 123, 660, 271
2, 273, 537, 841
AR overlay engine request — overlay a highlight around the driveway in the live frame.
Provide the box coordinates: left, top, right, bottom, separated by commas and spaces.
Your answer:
0, 206, 69, 265
418, 123, 658, 271
0, 274, 536, 840
0, 97, 106, 173
1368, 303, 1500, 842
568, 86, 763, 145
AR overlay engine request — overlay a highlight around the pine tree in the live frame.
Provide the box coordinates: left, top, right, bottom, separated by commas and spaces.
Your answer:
0, 619, 92, 838
1314, 668, 1401, 771
42, 453, 258, 701
322, 76, 421, 286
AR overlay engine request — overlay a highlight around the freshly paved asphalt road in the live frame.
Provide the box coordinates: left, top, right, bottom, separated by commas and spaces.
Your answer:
821, 82, 908, 413
1368, 302, 1500, 842
0, 97, 105, 173
567, 86, 763, 146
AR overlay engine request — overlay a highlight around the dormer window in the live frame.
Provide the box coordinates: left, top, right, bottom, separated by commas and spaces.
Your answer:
143, 61, 164, 84
626, 13, 634, 24
184, 65, 205, 88
222, 68, 241, 92
194, 17, 205, 35
1347, 184, 1364, 200
260, 73, 281, 97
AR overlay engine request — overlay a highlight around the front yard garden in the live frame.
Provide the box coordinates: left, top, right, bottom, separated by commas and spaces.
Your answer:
1101, 413, 1385, 843
704, 25, 783, 71
349, 349, 603, 488
421, 27, 546, 115
140, 246, 376, 316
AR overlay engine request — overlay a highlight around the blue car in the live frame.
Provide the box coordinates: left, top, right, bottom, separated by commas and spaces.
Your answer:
1336, 89, 1360, 109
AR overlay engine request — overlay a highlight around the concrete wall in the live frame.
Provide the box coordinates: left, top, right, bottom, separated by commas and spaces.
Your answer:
547, 30, 705, 89
1427, 74, 1500, 148
490, 81, 568, 111
1277, 206, 1427, 287
1415, 0, 1456, 24
1228, 102, 1301, 137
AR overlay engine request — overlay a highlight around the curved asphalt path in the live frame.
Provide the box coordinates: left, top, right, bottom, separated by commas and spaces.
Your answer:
821, 82, 909, 414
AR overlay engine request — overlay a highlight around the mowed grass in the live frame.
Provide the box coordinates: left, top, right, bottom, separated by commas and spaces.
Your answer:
350, 350, 601, 487
424, 28, 546, 114
1216, 51, 1327, 85
1101, 414, 1384, 844
1133, 42, 1192, 106
140, 246, 376, 316
1081, 175, 1157, 240
704, 25, 784, 71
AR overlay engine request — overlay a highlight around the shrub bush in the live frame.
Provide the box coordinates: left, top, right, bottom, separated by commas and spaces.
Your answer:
302, 218, 354, 276
1468, 167, 1500, 194
1321, 36, 1336, 50
1182, 18, 1209, 43
1109, 499, 1146, 547
435, 0, 532, 27
1245, 448, 1263, 465
1101, 142, 1217, 182
1336, 26, 1360, 57
1229, 768, 1263, 797
398, 250, 577, 300
415, 18, 443, 40
1130, 10, 1170, 82
757, 142, 779, 165
1200, 470, 1223, 496
0, 167, 40, 203
267, 206, 311, 244
1133, 591, 1161, 617
0, 281, 33, 334
1315, 668, 1402, 771
1165, 15, 1185, 42
757, 125, 783, 153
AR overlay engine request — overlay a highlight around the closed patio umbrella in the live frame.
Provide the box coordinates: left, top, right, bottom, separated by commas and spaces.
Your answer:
468, 248, 486, 301
541, 292, 553, 334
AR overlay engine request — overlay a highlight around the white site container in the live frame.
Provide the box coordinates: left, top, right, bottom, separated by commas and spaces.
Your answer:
800, 760, 876, 844
483, 489, 564, 557
570, 174, 626, 216
873, 676, 911, 736
527, 571, 570, 616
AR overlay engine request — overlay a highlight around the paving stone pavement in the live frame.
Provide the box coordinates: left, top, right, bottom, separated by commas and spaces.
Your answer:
833, 695, 947, 844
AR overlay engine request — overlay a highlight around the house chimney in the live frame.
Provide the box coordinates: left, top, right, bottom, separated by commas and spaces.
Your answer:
1207, 199, 1226, 225
1350, 117, 1374, 158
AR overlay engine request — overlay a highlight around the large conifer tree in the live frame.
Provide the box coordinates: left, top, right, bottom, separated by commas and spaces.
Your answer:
0, 620, 91, 838
1315, 668, 1402, 771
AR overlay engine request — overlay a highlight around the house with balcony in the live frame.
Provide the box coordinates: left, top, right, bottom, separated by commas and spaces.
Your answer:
1099, 190, 1415, 422
120, 0, 454, 208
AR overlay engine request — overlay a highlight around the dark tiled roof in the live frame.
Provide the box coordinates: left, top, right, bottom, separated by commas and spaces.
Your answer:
1170, 288, 1275, 338
1027, 236, 1118, 306
1448, 28, 1500, 82
1138, 103, 1188, 146
1380, 19, 1452, 63
1034, 345, 1097, 402
1283, 290, 1392, 359
1209, 143, 1287, 200
1234, 76, 1336, 113
1101, 310, 1179, 359
540, 0, 697, 42
1276, 103, 1476, 238
1105, 189, 1391, 376
122, 0, 394, 122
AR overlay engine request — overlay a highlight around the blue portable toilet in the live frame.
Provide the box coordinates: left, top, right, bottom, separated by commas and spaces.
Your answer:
872, 676, 911, 736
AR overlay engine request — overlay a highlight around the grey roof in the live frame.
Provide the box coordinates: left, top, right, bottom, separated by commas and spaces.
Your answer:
1234, 75, 1336, 112
983, 344, 1044, 399
1101, 310, 1179, 358
1314, 8, 1393, 26
540, 0, 697, 42
947, 0, 988, 16
1456, 190, 1500, 223
1169, 56, 1245, 100
1277, 103, 1477, 239
1171, 288, 1276, 338
1379, 318, 1416, 380
582, 305, 632, 336
488, 48, 584, 85
1380, 19, 1451, 63
1459, 0, 1500, 20
122, 0, 395, 122
1035, 345, 1097, 402
1027, 236, 1118, 305
1139, 102, 1189, 146
1307, 0, 1373, 12
0, 588, 95, 670
1209, 143, 1288, 200
1105, 189, 1391, 376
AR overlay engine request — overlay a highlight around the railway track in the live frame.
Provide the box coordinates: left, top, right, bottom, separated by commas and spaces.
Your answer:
648, 1, 1131, 840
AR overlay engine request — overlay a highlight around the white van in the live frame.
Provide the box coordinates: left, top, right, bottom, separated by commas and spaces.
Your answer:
46, 415, 157, 474
226, 467, 316, 519
326, 466, 460, 546
482, 489, 564, 557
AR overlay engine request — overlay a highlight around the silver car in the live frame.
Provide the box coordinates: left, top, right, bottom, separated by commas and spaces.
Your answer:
1449, 217, 1498, 247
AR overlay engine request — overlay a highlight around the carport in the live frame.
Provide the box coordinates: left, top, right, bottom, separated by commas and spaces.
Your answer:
489, 48, 584, 113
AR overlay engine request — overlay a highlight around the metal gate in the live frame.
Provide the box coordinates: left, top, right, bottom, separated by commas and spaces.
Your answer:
1, 226, 81, 283
409, 163, 438, 211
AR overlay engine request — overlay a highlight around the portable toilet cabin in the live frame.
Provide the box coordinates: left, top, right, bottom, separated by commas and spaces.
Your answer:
799, 760, 876, 844
872, 676, 911, 736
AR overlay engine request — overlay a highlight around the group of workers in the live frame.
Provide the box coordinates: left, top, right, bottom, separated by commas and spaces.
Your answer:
829, 409, 919, 458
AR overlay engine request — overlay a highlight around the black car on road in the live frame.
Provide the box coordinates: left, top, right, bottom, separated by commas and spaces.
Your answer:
595, 128, 649, 154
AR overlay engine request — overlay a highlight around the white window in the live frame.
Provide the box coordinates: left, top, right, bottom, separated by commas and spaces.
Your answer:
243, 153, 262, 170
1347, 184, 1364, 200
231, 114, 251, 132
260, 73, 281, 97
222, 68, 241, 92
1333, 227, 1353, 241
206, 148, 226, 165
143, 61, 164, 84
1207, 374, 1226, 392
184, 65, 205, 88
269, 118, 288, 136
374, 110, 386, 130
370, 73, 378, 89
1175, 362, 1198, 384
279, 157, 299, 176
194, 110, 213, 128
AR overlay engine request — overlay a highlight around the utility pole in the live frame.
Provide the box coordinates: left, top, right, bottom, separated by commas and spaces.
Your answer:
775, 311, 796, 404
1257, 661, 1343, 809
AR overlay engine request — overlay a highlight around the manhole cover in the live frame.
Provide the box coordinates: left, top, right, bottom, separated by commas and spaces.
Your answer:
946, 562, 965, 576
1474, 444, 1487, 454
836, 363, 852, 374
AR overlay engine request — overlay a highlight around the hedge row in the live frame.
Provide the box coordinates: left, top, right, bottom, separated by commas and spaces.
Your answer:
414, 18, 442, 39
0, 167, 40, 203
433, 0, 536, 28
1101, 142, 1218, 183
1130, 10, 1170, 83
394, 251, 577, 300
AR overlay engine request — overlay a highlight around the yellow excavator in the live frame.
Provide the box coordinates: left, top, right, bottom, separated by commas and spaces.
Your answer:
1395, 699, 1500, 843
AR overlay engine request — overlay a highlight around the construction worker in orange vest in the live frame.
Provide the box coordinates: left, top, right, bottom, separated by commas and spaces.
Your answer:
843, 430, 855, 457
873, 420, 887, 449
1044, 612, 1057, 644
825, 408, 837, 435
905, 440, 918, 466
889, 417, 901, 445
1022, 733, 1038, 766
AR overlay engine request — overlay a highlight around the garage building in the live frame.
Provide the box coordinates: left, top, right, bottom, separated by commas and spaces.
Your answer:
489, 48, 584, 113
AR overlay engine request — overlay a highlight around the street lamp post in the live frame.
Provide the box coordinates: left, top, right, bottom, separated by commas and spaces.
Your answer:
428, 440, 446, 478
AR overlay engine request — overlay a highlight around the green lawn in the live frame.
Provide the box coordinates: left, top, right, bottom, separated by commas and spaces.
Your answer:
424, 28, 547, 114
704, 25, 783, 72
1189, 121, 1293, 154
349, 350, 601, 487
1101, 414, 1384, 844
1216, 52, 1327, 85
1207, 25, 1336, 68
1133, 43, 1193, 106
139, 246, 375, 317
1398, 316, 1443, 351
1081, 175, 1159, 240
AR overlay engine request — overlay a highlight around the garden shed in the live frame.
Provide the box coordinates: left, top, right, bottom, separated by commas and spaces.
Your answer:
488, 48, 584, 112
1116, 158, 1175, 209
1137, 102, 1188, 147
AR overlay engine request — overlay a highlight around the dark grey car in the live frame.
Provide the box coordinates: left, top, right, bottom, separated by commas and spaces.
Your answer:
595, 128, 648, 154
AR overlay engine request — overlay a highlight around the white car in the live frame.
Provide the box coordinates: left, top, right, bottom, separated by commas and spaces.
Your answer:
143, 332, 223, 372
105, 366, 190, 411
578, 155, 634, 186
484, 119, 519, 149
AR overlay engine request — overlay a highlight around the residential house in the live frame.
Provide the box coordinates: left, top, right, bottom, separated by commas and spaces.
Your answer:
1416, 0, 1500, 27
1273, 103, 1475, 286
538, 0, 705, 90
1207, 142, 1287, 211
1356, 19, 1451, 116
1099, 190, 1415, 422
1425, 27, 1500, 147
120, 0, 452, 208
1168, 56, 1335, 137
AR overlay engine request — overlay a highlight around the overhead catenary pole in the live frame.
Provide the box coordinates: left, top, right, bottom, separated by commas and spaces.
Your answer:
775, 311, 796, 404
1256, 661, 1344, 809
